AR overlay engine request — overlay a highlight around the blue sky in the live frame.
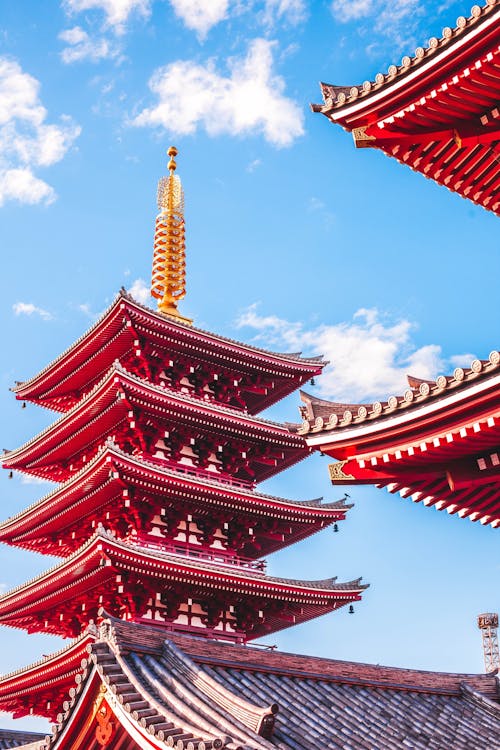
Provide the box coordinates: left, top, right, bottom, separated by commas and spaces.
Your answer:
0, 0, 499, 733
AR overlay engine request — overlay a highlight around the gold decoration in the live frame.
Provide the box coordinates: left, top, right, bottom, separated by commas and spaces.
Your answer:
352, 126, 376, 149
151, 146, 192, 324
328, 460, 355, 483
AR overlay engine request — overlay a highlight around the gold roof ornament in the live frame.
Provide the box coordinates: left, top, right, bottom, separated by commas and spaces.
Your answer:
151, 146, 192, 325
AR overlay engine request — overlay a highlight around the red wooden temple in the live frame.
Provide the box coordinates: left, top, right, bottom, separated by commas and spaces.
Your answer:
312, 0, 500, 214
0, 278, 366, 642
0, 144, 499, 749
1, 614, 499, 749
300, 353, 500, 527
0, 150, 368, 742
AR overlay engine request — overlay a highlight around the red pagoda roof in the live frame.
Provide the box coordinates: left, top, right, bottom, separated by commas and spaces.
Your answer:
312, 1, 500, 214
0, 442, 350, 557
3, 617, 499, 749
0, 530, 366, 640
300, 351, 500, 527
0, 629, 95, 721
3, 363, 309, 484
13, 290, 325, 415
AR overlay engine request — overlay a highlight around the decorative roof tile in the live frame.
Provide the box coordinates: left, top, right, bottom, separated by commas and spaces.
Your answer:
298, 350, 500, 435
19, 617, 500, 750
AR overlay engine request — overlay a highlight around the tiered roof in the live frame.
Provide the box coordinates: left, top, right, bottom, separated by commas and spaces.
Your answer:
13, 290, 325, 414
0, 528, 366, 639
299, 351, 500, 526
312, 0, 500, 214
3, 362, 310, 484
0, 151, 369, 741
0, 442, 350, 557
1, 617, 499, 749
0, 731, 44, 749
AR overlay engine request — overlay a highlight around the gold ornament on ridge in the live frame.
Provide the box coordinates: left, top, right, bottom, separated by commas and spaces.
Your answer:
151, 146, 192, 324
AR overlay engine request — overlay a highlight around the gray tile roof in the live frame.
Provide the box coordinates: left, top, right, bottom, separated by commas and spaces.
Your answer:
0, 731, 44, 749
41, 617, 500, 750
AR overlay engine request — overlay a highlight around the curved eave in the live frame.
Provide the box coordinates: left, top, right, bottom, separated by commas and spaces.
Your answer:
0, 532, 366, 636
314, 2, 500, 127
0, 446, 349, 557
313, 3, 500, 214
0, 630, 95, 720
379, 474, 500, 528
304, 367, 500, 455
13, 290, 326, 413
3, 365, 309, 480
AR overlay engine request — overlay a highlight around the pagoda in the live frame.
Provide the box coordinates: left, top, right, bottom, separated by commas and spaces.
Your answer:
312, 0, 500, 215
0, 148, 366, 723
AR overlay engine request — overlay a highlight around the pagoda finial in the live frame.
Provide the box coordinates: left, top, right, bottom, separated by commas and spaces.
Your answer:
151, 146, 192, 325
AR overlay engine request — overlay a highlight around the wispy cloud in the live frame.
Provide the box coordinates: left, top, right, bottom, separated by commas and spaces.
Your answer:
0, 58, 80, 206
133, 38, 304, 147
331, 0, 426, 51
170, 0, 229, 39
169, 0, 306, 38
236, 304, 467, 403
261, 0, 307, 25
246, 158, 262, 173
59, 26, 120, 63
62, 0, 151, 35
128, 277, 150, 305
331, 0, 373, 22
308, 196, 335, 230
13, 302, 53, 321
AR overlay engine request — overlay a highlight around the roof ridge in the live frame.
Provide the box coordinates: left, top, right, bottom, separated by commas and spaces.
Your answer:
4, 361, 305, 468
14, 291, 326, 394
299, 350, 500, 435
313, 1, 499, 112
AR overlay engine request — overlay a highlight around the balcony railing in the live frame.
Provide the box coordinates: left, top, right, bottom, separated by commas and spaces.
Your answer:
144, 454, 254, 490
134, 535, 267, 573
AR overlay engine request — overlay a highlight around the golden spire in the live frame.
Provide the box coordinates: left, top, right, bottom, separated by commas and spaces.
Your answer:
151, 146, 192, 324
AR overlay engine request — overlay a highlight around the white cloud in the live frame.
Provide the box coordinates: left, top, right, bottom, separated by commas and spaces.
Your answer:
0, 169, 55, 206
0, 58, 80, 206
128, 278, 150, 305
331, 0, 425, 49
331, 0, 373, 21
170, 0, 229, 38
449, 353, 476, 369
13, 301, 53, 321
133, 39, 304, 147
169, 0, 306, 37
62, 0, 151, 34
236, 304, 465, 403
262, 0, 307, 25
59, 26, 119, 63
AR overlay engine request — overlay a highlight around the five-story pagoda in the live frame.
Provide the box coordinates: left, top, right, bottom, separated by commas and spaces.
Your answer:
0, 149, 365, 702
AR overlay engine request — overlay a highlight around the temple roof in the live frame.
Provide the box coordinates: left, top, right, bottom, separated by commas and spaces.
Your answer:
13, 291, 326, 415
0, 442, 351, 557
300, 353, 500, 528
299, 350, 500, 438
0, 530, 366, 639
3, 363, 309, 484
0, 732, 44, 749
4, 616, 500, 749
312, 1, 500, 214
0, 630, 94, 720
